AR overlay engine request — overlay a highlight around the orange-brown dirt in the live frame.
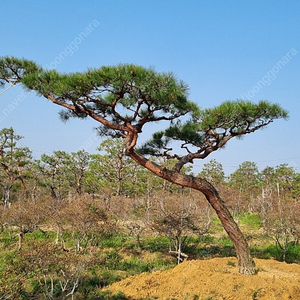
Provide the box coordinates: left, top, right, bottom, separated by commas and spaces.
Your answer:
105, 257, 300, 299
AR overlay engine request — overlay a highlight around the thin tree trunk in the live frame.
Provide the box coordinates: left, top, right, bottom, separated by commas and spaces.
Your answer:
18, 226, 24, 252
128, 150, 256, 275
3, 185, 12, 207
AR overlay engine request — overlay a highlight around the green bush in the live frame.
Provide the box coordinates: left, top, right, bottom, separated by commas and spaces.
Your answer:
266, 243, 300, 263
238, 213, 262, 230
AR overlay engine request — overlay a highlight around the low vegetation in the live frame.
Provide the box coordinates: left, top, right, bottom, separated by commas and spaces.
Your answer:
0, 132, 300, 299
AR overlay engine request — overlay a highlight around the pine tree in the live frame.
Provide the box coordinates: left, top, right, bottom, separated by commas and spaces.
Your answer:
0, 57, 289, 274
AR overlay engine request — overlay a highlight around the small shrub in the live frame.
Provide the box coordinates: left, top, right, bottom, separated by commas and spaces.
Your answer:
266, 243, 300, 263
239, 213, 262, 230
227, 260, 236, 266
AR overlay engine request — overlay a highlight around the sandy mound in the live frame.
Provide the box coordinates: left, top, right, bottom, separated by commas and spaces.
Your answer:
106, 257, 300, 299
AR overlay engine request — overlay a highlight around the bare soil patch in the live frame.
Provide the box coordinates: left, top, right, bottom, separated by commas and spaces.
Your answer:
105, 257, 300, 299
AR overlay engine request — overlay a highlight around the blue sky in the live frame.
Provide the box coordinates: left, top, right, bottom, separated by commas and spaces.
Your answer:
0, 0, 299, 174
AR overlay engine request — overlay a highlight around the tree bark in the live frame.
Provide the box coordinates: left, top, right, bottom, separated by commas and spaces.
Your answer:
128, 149, 256, 275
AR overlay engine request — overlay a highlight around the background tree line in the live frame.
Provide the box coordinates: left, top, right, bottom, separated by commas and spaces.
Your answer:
1, 127, 300, 258
1, 127, 300, 205
1, 127, 300, 299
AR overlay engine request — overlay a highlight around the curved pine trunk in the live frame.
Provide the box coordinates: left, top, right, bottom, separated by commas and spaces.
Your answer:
128, 150, 256, 275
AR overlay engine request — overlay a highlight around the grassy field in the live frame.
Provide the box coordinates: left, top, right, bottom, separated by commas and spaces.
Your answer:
1, 212, 300, 300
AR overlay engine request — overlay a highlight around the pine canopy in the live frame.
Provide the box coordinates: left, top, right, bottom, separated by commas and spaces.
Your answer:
0, 56, 288, 170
